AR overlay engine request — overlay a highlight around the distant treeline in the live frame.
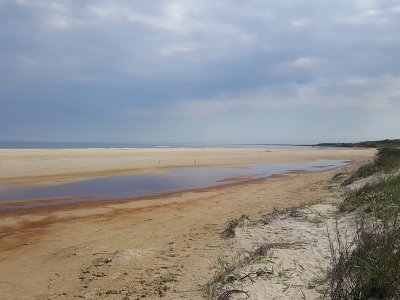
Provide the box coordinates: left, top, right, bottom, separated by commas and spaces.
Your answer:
315, 139, 400, 148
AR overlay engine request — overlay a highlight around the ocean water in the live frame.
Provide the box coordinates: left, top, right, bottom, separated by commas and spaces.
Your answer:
0, 141, 312, 149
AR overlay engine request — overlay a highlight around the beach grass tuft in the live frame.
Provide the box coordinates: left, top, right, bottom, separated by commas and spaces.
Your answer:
221, 215, 251, 238
204, 242, 288, 299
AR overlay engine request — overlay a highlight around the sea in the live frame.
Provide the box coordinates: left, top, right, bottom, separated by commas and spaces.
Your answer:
0, 141, 312, 149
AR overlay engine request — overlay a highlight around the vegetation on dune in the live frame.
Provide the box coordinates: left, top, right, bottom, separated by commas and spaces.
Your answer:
341, 175, 400, 214
328, 215, 400, 300
353, 139, 400, 148
328, 139, 400, 299
315, 138, 400, 149
344, 146, 400, 184
206, 139, 400, 299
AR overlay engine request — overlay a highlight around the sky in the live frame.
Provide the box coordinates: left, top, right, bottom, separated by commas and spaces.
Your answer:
1, 0, 400, 144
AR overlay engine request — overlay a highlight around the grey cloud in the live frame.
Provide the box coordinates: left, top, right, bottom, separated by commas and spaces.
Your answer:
175, 76, 400, 115
2, 0, 399, 83
1, 0, 400, 142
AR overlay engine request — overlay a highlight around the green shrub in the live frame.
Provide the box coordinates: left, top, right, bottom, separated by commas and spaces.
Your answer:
328, 216, 400, 299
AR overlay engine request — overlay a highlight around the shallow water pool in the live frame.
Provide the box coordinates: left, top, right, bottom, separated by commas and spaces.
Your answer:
0, 159, 349, 209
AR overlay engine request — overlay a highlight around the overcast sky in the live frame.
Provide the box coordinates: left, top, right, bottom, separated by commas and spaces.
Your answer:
1, 0, 400, 144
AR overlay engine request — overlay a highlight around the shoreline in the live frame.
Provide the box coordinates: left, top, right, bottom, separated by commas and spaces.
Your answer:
0, 147, 374, 189
0, 148, 375, 299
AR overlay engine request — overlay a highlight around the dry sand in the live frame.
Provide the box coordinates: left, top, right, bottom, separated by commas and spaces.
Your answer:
0, 147, 375, 299
223, 203, 356, 299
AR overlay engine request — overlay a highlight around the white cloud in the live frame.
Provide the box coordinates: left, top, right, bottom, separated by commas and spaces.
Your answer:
391, 6, 400, 13
46, 15, 72, 30
14, 1, 82, 31
365, 9, 381, 16
87, 2, 191, 33
291, 57, 318, 68
88, 5, 163, 28
291, 19, 310, 28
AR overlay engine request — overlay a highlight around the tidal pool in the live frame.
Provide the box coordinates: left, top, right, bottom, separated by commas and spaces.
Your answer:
0, 160, 349, 209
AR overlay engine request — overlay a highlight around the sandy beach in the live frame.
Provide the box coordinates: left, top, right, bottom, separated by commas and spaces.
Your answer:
0, 147, 374, 188
0, 147, 375, 299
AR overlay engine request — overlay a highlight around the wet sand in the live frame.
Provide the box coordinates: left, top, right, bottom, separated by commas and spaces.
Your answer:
0, 147, 374, 189
0, 147, 375, 299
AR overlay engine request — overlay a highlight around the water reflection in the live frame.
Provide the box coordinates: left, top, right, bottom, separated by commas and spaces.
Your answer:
0, 160, 348, 207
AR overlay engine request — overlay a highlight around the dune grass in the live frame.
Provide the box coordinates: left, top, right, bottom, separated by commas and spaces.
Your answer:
341, 175, 400, 215
329, 215, 400, 299
329, 143, 400, 299
221, 214, 251, 238
344, 146, 400, 184
204, 245, 274, 299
